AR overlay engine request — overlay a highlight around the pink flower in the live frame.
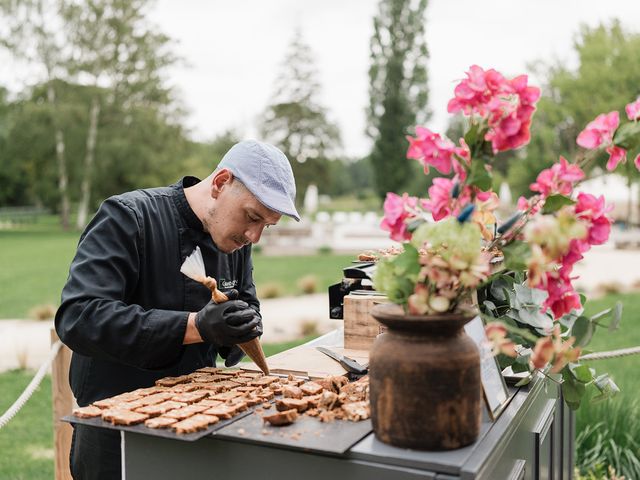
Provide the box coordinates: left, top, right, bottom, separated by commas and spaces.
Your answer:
447, 65, 509, 116
406, 127, 456, 174
517, 195, 542, 215
626, 97, 640, 120
635, 154, 640, 170
605, 145, 627, 171
576, 111, 619, 149
574, 193, 612, 246
542, 274, 582, 319
531, 336, 555, 369
530, 156, 585, 197
485, 322, 517, 357
424, 178, 459, 221
484, 75, 540, 153
381, 192, 420, 242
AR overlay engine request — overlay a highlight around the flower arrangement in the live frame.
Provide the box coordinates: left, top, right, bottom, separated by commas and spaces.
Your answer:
375, 65, 640, 409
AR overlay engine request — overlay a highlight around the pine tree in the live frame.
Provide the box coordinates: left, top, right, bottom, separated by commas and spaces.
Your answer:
259, 29, 341, 196
367, 0, 430, 198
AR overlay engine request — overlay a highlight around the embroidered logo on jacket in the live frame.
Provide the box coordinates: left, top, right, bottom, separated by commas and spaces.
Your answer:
220, 279, 238, 290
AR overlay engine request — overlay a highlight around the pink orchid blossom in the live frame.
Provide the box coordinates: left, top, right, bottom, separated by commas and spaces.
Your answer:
406, 127, 456, 174
576, 111, 619, 149
381, 192, 421, 242
626, 97, 640, 120
530, 156, 585, 197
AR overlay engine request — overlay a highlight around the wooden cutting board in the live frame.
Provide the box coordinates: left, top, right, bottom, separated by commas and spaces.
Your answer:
240, 345, 369, 379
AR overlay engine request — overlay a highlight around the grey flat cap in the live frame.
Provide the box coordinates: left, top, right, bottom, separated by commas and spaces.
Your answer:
217, 140, 300, 221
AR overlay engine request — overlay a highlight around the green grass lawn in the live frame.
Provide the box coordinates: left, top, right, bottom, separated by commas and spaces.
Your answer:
0, 229, 80, 318
0, 371, 54, 480
574, 292, 640, 429
0, 223, 355, 319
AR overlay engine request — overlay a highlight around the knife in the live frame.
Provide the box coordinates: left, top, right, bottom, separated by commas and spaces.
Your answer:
316, 347, 368, 375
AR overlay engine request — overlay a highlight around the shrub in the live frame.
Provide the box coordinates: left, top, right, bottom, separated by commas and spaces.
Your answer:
258, 282, 284, 299
576, 398, 640, 479
317, 245, 333, 255
28, 304, 57, 321
297, 275, 318, 294
594, 281, 625, 297
299, 320, 319, 337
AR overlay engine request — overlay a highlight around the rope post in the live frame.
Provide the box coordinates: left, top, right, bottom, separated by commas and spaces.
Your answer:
50, 328, 74, 480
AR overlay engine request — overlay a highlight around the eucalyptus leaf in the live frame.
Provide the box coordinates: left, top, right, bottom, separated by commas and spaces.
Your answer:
489, 276, 512, 301
609, 302, 623, 332
514, 283, 534, 306
515, 374, 533, 387
518, 307, 554, 330
482, 300, 498, 316
572, 316, 595, 347
591, 374, 620, 402
562, 370, 586, 407
590, 307, 613, 322
569, 364, 593, 383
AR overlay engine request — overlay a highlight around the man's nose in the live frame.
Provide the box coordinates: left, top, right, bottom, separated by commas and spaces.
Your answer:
245, 224, 264, 244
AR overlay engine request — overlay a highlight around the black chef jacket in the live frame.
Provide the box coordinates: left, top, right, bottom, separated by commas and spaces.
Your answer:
55, 176, 259, 479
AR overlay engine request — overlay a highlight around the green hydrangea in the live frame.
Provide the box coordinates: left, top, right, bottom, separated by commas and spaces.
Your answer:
411, 217, 482, 264
373, 244, 420, 306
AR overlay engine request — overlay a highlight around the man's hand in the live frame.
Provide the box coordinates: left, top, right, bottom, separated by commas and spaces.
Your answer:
218, 345, 245, 367
195, 299, 261, 346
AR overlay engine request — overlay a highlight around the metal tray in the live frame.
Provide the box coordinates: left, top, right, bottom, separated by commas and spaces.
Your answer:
63, 408, 252, 442
214, 411, 372, 454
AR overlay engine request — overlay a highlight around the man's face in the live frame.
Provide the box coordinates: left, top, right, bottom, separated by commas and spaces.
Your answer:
204, 177, 282, 253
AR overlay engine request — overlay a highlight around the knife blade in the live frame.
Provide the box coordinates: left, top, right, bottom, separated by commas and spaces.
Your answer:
316, 347, 368, 375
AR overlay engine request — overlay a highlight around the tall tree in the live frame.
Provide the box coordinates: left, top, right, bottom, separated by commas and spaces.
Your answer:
62, 0, 178, 228
367, 0, 430, 199
509, 21, 640, 221
0, 0, 73, 227
259, 29, 342, 196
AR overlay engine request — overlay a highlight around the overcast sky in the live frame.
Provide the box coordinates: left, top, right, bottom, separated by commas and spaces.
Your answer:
2, 1, 638, 158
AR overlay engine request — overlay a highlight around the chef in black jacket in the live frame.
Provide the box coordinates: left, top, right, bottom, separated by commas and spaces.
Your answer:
55, 140, 300, 479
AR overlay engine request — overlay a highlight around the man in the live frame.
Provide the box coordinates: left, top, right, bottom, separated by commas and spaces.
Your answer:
55, 140, 300, 479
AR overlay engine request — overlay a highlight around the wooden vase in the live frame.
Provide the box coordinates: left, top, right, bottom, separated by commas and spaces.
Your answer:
369, 303, 482, 450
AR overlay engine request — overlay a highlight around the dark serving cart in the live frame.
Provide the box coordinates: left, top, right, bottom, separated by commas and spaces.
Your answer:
100, 330, 573, 480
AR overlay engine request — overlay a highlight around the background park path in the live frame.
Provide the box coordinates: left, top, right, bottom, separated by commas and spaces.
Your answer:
1, 244, 639, 372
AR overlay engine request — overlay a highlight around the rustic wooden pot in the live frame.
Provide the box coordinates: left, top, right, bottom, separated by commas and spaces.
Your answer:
369, 303, 482, 450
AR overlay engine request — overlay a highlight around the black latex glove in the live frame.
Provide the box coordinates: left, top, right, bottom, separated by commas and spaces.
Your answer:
222, 289, 239, 301
195, 299, 261, 346
218, 345, 245, 367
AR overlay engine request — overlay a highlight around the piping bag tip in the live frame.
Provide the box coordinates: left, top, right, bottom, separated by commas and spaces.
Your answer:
238, 337, 270, 375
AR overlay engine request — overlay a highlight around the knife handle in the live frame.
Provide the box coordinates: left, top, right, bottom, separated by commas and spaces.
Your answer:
340, 356, 368, 375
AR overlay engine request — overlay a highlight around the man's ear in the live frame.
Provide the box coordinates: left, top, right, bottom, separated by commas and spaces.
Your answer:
211, 169, 233, 198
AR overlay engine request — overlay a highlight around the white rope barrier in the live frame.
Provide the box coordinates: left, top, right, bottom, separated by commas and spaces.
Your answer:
580, 346, 640, 361
0, 340, 63, 429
